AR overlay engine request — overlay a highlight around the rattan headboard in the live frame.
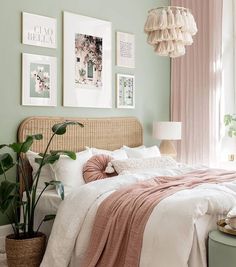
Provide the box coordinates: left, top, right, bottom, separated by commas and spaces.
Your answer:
18, 116, 143, 193
18, 116, 143, 151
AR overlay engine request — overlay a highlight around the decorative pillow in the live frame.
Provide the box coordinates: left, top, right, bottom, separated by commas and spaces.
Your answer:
123, 145, 161, 158
26, 151, 55, 190
50, 149, 93, 190
87, 147, 128, 160
83, 154, 117, 183
111, 156, 178, 174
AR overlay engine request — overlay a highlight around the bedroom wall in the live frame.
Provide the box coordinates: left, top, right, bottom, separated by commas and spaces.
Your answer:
0, 0, 170, 225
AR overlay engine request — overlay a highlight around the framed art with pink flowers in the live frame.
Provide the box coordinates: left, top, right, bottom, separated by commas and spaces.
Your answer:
22, 53, 57, 106
63, 12, 112, 108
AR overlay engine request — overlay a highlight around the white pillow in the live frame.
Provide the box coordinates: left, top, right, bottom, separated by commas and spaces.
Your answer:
50, 149, 93, 190
123, 145, 161, 158
122, 145, 146, 150
111, 156, 178, 174
87, 147, 128, 160
26, 151, 55, 191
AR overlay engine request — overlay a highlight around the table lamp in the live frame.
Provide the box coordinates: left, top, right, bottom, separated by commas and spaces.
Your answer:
153, 121, 182, 157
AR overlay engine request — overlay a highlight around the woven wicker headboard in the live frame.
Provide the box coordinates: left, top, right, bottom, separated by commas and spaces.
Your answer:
18, 116, 143, 193
18, 116, 143, 151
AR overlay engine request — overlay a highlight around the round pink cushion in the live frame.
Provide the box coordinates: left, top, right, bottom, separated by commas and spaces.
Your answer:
83, 154, 117, 183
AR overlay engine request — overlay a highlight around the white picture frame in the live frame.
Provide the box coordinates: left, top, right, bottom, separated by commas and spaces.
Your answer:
22, 12, 57, 49
63, 12, 112, 108
117, 74, 135, 109
22, 53, 57, 106
116, 32, 135, 68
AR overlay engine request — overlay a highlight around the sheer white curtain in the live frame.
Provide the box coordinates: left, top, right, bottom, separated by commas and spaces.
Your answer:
220, 0, 236, 160
171, 0, 223, 165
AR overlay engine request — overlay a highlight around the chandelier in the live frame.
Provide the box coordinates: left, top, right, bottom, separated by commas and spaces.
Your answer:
144, 6, 198, 58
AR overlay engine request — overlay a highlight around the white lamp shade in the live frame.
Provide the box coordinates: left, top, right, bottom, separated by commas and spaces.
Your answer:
153, 121, 182, 140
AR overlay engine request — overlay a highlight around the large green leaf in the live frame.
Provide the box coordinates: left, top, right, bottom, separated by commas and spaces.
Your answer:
35, 154, 60, 166
52, 121, 84, 135
7, 134, 43, 154
0, 180, 17, 213
31, 134, 43, 140
0, 153, 14, 175
50, 150, 76, 160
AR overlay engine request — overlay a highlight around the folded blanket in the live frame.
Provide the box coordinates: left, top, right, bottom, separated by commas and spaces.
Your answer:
81, 169, 236, 267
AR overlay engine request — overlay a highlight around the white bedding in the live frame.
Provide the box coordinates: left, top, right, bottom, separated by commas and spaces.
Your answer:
40, 167, 236, 267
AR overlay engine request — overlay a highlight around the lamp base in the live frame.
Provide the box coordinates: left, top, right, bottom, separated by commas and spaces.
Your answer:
159, 140, 177, 158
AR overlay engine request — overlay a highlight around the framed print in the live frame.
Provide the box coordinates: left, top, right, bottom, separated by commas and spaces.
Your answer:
22, 53, 57, 106
22, 12, 57, 48
116, 32, 135, 68
63, 12, 112, 108
117, 74, 135, 109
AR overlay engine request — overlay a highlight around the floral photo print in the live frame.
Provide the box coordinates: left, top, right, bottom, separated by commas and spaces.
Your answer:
75, 34, 103, 90
64, 12, 112, 108
30, 63, 50, 98
22, 53, 57, 106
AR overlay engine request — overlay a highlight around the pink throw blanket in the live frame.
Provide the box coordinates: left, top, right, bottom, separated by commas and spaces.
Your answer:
81, 169, 236, 267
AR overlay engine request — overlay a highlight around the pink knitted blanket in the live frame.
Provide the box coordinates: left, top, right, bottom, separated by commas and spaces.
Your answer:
82, 169, 236, 267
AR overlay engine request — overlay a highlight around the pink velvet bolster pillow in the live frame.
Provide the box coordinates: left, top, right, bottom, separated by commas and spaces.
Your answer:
83, 154, 117, 183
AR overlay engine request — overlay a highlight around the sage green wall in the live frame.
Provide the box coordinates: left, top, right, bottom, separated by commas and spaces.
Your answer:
0, 0, 170, 225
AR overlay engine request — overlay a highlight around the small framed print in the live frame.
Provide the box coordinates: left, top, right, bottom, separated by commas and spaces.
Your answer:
117, 74, 135, 109
22, 53, 57, 106
22, 12, 57, 48
116, 32, 135, 68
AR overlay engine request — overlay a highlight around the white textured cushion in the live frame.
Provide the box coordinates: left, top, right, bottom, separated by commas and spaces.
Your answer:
26, 151, 55, 190
87, 147, 128, 160
123, 145, 161, 158
50, 149, 93, 190
111, 156, 178, 174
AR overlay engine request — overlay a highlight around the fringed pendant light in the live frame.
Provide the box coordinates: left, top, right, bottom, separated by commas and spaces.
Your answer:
144, 6, 197, 58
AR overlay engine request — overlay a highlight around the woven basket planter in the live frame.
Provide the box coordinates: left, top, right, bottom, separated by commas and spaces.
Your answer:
5, 233, 46, 267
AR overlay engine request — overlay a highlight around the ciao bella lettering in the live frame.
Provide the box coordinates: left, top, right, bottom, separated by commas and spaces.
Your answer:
28, 25, 54, 45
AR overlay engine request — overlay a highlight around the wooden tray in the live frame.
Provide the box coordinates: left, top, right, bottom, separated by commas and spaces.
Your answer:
217, 219, 236, 236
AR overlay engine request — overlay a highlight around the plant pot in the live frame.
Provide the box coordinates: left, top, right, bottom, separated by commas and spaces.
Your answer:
5, 232, 46, 267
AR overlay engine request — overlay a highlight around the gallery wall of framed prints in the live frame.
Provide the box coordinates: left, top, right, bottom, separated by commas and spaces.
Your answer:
21, 10, 136, 109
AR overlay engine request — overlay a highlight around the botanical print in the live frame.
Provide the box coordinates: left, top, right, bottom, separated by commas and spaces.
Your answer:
118, 75, 135, 108
75, 34, 103, 89
30, 63, 50, 98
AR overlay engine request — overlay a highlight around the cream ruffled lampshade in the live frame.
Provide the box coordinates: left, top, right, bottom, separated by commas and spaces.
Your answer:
144, 6, 197, 58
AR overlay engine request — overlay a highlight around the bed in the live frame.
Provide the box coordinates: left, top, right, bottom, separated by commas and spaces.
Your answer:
18, 116, 236, 267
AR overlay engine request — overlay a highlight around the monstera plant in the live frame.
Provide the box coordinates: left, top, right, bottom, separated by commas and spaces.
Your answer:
0, 121, 83, 267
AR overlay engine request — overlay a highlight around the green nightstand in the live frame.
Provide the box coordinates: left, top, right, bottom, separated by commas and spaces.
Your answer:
208, 230, 236, 267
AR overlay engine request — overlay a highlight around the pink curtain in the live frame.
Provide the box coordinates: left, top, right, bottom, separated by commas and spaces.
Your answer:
171, 0, 223, 165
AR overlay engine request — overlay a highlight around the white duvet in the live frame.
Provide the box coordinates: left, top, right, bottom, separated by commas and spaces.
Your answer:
41, 166, 236, 267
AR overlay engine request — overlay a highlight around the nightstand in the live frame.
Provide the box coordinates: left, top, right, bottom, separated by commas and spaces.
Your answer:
208, 230, 236, 267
